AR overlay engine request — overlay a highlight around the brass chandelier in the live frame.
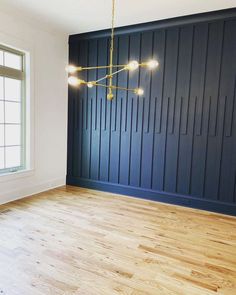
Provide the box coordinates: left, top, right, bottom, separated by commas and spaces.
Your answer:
67, 0, 159, 100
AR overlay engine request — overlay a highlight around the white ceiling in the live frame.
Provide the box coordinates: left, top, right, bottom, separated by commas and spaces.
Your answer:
0, 0, 235, 34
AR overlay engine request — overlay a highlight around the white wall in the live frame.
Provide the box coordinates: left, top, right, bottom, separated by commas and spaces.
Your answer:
0, 9, 68, 203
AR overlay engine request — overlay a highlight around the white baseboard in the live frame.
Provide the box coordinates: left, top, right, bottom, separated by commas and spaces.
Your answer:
0, 177, 66, 205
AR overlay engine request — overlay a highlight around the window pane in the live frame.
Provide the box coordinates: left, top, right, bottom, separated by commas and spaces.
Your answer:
5, 102, 21, 124
0, 77, 3, 99
0, 147, 4, 169
0, 101, 4, 123
5, 124, 21, 146
4, 52, 22, 70
0, 51, 3, 66
0, 125, 4, 146
5, 146, 21, 168
5, 78, 21, 101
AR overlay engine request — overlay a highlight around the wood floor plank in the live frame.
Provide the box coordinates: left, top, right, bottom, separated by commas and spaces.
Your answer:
0, 185, 235, 294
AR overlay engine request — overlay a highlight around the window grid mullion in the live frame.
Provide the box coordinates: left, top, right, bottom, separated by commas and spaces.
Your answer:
0, 145, 21, 148
0, 99, 21, 103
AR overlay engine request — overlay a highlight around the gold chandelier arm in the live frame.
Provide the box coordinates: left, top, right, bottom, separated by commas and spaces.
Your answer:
92, 82, 136, 93
109, 67, 126, 77
69, 77, 143, 95
94, 67, 126, 83
74, 62, 149, 72
95, 75, 109, 83
78, 64, 126, 71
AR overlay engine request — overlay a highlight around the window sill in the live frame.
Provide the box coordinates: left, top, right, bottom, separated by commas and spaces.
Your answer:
0, 169, 34, 183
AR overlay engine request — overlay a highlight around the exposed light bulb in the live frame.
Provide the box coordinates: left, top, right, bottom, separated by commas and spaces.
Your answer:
126, 60, 139, 71
68, 76, 81, 86
147, 60, 159, 69
66, 65, 77, 74
87, 82, 94, 88
135, 88, 144, 96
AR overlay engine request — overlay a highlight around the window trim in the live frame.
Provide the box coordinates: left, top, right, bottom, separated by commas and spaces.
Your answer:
0, 31, 35, 182
0, 44, 27, 175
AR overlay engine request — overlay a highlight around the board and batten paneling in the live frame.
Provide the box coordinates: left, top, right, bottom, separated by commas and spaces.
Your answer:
67, 9, 236, 216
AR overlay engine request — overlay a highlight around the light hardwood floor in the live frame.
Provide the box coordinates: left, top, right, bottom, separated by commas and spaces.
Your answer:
0, 186, 236, 295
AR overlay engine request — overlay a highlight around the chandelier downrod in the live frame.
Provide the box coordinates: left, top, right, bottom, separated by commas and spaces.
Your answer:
107, 0, 116, 100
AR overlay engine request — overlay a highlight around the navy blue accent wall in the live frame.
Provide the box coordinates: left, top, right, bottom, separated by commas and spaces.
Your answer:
67, 9, 236, 216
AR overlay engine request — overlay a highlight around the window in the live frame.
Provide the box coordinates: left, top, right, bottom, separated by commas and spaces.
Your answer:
0, 45, 26, 174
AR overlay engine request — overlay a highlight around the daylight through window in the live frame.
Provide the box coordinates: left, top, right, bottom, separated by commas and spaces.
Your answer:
0, 45, 26, 174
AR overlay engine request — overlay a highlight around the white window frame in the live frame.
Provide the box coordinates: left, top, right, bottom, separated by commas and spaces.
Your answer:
0, 35, 34, 181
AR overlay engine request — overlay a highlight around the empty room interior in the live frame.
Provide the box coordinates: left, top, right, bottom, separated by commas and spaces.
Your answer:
0, 0, 236, 294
